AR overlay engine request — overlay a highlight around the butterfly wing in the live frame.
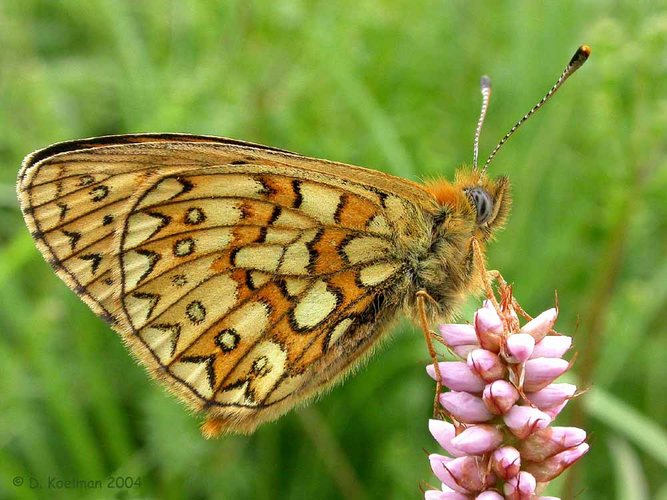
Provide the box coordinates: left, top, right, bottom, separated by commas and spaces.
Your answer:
18, 134, 440, 434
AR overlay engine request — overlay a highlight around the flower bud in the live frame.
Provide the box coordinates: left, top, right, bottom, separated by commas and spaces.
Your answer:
530, 335, 572, 358
523, 358, 569, 392
503, 471, 537, 500
428, 419, 467, 458
520, 308, 557, 343
491, 446, 521, 479
519, 426, 587, 462
542, 400, 569, 420
483, 380, 519, 415
439, 392, 494, 423
430, 455, 493, 494
505, 333, 535, 363
427, 362, 486, 392
468, 349, 506, 382
440, 323, 479, 346
523, 443, 590, 482
450, 425, 503, 455
474, 307, 504, 352
475, 491, 504, 499
424, 486, 470, 500
503, 405, 551, 439
525, 383, 576, 410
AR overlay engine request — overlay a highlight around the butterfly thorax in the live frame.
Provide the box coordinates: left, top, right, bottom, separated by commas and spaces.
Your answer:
412, 169, 511, 322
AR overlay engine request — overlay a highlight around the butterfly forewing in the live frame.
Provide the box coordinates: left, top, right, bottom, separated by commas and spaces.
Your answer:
17, 135, 441, 432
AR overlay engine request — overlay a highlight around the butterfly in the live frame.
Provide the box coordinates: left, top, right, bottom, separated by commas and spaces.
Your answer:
16, 46, 589, 437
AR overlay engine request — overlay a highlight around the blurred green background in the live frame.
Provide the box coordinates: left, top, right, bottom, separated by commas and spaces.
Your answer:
1, 1, 666, 499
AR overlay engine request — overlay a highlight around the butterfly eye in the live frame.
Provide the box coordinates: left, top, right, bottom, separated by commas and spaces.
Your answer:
465, 187, 494, 225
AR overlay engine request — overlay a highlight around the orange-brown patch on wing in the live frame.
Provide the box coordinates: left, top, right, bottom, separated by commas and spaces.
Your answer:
327, 270, 366, 309
336, 193, 379, 230
310, 228, 349, 274
258, 175, 300, 208
268, 316, 314, 365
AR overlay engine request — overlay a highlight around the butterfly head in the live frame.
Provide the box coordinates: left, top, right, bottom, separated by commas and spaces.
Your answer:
425, 169, 511, 241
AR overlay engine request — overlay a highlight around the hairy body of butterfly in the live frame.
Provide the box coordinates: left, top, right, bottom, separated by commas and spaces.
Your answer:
17, 133, 510, 437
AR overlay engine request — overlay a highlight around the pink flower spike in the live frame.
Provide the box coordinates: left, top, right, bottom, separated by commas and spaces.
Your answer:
474, 308, 504, 352
483, 380, 519, 415
503, 405, 551, 439
450, 425, 503, 455
491, 446, 521, 479
531, 335, 572, 358
520, 427, 587, 462
503, 471, 537, 500
468, 349, 506, 382
475, 491, 504, 499
523, 358, 570, 392
429, 419, 467, 457
430, 455, 492, 494
440, 323, 479, 347
524, 443, 590, 482
525, 383, 577, 410
439, 392, 494, 423
505, 333, 535, 363
520, 308, 557, 343
427, 362, 486, 392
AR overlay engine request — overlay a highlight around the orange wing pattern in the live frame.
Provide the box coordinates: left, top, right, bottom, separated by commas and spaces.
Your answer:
18, 135, 440, 432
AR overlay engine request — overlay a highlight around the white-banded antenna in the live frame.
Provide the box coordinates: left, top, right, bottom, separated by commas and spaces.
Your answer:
481, 45, 591, 175
473, 76, 492, 170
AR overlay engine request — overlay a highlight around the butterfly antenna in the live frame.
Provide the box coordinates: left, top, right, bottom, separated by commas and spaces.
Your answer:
481, 45, 591, 175
473, 75, 492, 170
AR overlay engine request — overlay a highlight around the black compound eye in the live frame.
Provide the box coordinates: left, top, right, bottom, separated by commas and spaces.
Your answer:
465, 187, 494, 225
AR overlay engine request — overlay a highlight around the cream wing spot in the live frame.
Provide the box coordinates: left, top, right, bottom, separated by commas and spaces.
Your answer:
186, 300, 206, 324
342, 236, 392, 265
170, 356, 215, 399
262, 227, 301, 245
137, 177, 193, 209
215, 329, 240, 352
173, 238, 196, 257
326, 318, 354, 349
272, 209, 315, 229
279, 242, 310, 274
293, 280, 339, 330
298, 182, 341, 224
184, 207, 206, 225
358, 261, 400, 287
283, 277, 310, 297
224, 301, 271, 341
141, 323, 181, 362
124, 211, 171, 248
366, 214, 392, 236
249, 271, 271, 289
125, 292, 160, 328
234, 246, 283, 272
123, 249, 160, 290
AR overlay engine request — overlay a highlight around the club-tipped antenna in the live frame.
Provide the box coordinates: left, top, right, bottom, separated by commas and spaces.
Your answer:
481, 45, 591, 175
473, 75, 492, 170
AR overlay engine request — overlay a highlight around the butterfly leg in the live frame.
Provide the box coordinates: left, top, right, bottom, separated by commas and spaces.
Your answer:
416, 290, 444, 418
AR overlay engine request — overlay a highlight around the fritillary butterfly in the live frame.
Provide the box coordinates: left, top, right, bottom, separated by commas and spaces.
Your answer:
17, 46, 589, 437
